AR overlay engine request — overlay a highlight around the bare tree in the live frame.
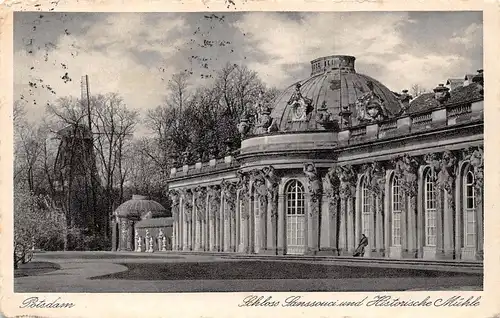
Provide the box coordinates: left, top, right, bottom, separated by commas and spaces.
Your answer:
410, 84, 429, 98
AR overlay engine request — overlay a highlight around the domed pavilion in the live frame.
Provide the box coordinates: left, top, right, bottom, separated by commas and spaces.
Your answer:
166, 55, 484, 261
112, 195, 172, 252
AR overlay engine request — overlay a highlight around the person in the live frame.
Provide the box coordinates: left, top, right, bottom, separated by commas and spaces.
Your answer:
353, 234, 368, 257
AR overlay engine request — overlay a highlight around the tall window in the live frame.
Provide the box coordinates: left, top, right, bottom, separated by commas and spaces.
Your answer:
286, 180, 305, 253
464, 170, 476, 248
361, 178, 371, 236
425, 169, 437, 246
392, 176, 402, 246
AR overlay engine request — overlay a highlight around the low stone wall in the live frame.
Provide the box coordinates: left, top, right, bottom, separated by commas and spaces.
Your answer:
134, 217, 173, 252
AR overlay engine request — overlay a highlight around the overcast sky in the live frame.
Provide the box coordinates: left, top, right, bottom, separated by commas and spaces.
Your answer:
14, 11, 483, 124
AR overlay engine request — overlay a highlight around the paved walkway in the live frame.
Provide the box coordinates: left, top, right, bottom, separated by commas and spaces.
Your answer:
14, 251, 483, 293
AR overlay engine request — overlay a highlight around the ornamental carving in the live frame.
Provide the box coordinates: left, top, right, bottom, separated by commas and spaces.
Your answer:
194, 186, 207, 221
221, 180, 237, 220
237, 170, 250, 199
392, 154, 420, 197
262, 166, 280, 218
465, 146, 484, 193
362, 161, 386, 196
208, 185, 221, 220
287, 83, 313, 122
316, 101, 338, 130
356, 81, 389, 122
252, 172, 268, 216
326, 167, 340, 219
437, 151, 457, 195
182, 189, 194, 222
304, 163, 322, 200
335, 165, 357, 199
169, 190, 180, 222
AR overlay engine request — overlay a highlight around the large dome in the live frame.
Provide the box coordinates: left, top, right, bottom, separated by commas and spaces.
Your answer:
270, 55, 403, 131
114, 195, 167, 220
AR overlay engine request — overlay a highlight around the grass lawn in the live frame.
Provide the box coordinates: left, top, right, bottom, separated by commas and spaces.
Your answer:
90, 260, 484, 281
15, 261, 61, 278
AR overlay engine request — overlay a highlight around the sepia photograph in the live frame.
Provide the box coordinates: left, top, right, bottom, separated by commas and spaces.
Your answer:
11, 10, 485, 295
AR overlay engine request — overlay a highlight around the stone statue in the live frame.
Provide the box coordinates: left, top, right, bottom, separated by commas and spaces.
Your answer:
356, 81, 387, 122
303, 163, 322, 209
288, 83, 313, 122
238, 106, 251, 137
316, 100, 338, 130
254, 91, 274, 134
438, 151, 457, 194
433, 84, 450, 104
148, 235, 154, 253
397, 89, 413, 113
335, 165, 356, 199
135, 232, 141, 252
158, 229, 166, 252
145, 230, 151, 252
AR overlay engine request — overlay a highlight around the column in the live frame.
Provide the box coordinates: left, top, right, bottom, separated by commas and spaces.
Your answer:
407, 195, 417, 257
401, 195, 408, 257
443, 191, 455, 259
224, 201, 231, 252
476, 189, 484, 259
172, 221, 177, 251
375, 195, 384, 255
347, 198, 355, 253
307, 194, 320, 255
260, 198, 267, 252
365, 194, 375, 257
339, 197, 347, 255
250, 196, 256, 253
219, 193, 224, 251
436, 189, 444, 257
329, 195, 339, 255
236, 191, 241, 252
277, 193, 285, 255
384, 170, 391, 257
242, 197, 250, 253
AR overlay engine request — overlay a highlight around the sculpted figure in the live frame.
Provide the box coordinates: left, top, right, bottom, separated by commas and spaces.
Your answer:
303, 163, 322, 198
148, 236, 154, 253
438, 151, 457, 193
135, 232, 141, 252
145, 230, 151, 252
336, 165, 356, 199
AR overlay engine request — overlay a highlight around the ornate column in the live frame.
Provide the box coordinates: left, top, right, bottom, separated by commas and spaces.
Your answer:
194, 186, 206, 251
252, 171, 267, 253
468, 147, 484, 260
326, 167, 340, 255
236, 170, 250, 253
374, 163, 386, 256
336, 165, 356, 255
169, 190, 180, 251
221, 180, 236, 252
208, 185, 221, 251
263, 166, 280, 254
304, 163, 322, 255
393, 154, 419, 258
183, 189, 193, 251
437, 151, 457, 259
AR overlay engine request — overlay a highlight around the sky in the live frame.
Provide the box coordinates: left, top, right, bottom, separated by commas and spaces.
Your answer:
14, 11, 483, 127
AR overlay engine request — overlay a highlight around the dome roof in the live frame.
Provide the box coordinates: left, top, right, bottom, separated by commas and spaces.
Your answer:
270, 55, 403, 131
114, 195, 167, 219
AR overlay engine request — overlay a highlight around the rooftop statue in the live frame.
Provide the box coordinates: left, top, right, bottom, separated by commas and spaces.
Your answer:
356, 81, 388, 122
287, 83, 313, 122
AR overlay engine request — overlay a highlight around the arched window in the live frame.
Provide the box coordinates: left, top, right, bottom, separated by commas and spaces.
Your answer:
286, 180, 305, 254
464, 170, 476, 248
424, 169, 437, 246
361, 178, 372, 236
392, 176, 402, 246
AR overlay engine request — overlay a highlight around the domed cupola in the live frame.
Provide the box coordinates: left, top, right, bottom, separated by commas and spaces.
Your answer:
240, 55, 404, 137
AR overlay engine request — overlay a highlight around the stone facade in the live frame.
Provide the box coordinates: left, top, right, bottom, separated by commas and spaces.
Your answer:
167, 55, 484, 261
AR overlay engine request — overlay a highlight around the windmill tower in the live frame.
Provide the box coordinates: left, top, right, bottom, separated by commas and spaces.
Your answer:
53, 75, 102, 242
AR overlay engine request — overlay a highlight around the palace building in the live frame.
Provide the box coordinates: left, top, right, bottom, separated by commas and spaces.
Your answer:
126, 55, 484, 261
